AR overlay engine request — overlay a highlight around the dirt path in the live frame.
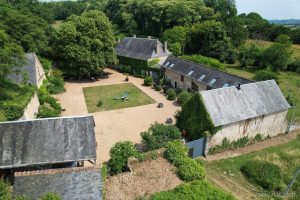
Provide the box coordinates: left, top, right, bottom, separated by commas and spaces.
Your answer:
205, 131, 299, 162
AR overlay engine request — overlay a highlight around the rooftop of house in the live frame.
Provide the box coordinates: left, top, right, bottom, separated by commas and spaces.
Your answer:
115, 36, 170, 61
200, 80, 291, 127
13, 167, 102, 200
0, 115, 97, 169
7, 52, 45, 87
162, 56, 252, 89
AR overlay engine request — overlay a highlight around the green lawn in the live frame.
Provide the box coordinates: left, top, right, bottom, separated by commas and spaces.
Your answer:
226, 65, 300, 122
82, 83, 155, 113
247, 39, 300, 58
206, 136, 300, 200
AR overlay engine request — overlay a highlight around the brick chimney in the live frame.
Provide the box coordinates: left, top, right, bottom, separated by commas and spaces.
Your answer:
156, 40, 160, 55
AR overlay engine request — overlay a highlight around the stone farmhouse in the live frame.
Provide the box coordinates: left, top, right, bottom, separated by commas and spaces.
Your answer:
8, 52, 46, 88
0, 115, 96, 174
162, 56, 252, 92
13, 167, 103, 200
115, 36, 171, 78
200, 80, 291, 152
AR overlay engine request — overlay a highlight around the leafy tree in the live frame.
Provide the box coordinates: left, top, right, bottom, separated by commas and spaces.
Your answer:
261, 35, 293, 71
54, 10, 117, 78
0, 30, 25, 82
163, 26, 189, 55
238, 44, 262, 67
177, 91, 191, 105
108, 141, 137, 175
141, 123, 181, 151
253, 70, 279, 83
204, 0, 237, 20
224, 16, 248, 47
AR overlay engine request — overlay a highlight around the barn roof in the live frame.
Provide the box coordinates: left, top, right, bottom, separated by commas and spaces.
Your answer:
115, 37, 170, 61
8, 52, 45, 86
0, 116, 96, 169
13, 167, 102, 200
162, 56, 252, 89
200, 80, 291, 127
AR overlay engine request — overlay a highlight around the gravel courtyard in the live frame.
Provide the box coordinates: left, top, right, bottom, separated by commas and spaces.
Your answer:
56, 69, 180, 164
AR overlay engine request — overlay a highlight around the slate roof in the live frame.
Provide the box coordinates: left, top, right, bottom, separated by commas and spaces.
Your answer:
115, 37, 170, 61
13, 167, 102, 200
8, 52, 45, 86
0, 116, 96, 169
200, 80, 291, 127
162, 56, 252, 89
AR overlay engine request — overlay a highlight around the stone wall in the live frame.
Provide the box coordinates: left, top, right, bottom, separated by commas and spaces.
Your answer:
19, 92, 40, 120
207, 110, 289, 149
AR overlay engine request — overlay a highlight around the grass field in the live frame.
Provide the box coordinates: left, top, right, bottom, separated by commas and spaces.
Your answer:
247, 39, 300, 58
206, 136, 300, 200
82, 83, 155, 113
226, 65, 300, 122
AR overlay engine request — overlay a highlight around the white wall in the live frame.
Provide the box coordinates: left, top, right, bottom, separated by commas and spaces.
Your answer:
34, 55, 46, 88
19, 93, 40, 120
207, 110, 289, 149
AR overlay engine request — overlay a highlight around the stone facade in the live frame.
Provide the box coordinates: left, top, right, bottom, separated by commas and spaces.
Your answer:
207, 110, 289, 149
19, 92, 40, 120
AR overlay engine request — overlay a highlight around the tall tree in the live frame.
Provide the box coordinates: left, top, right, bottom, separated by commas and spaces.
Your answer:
204, 0, 237, 20
0, 30, 24, 82
54, 10, 117, 78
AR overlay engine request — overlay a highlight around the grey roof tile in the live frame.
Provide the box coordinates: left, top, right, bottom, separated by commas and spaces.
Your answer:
0, 116, 96, 169
200, 80, 291, 127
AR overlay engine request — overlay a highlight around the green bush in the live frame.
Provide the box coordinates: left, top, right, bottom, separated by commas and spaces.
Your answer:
108, 141, 138, 175
37, 104, 61, 118
150, 181, 235, 200
101, 164, 109, 181
37, 84, 61, 118
166, 88, 176, 101
253, 69, 279, 83
144, 76, 153, 86
141, 123, 181, 151
154, 84, 162, 91
1, 103, 24, 121
164, 140, 188, 163
47, 70, 65, 94
97, 100, 103, 107
0, 180, 11, 200
40, 192, 61, 200
241, 160, 286, 191
180, 54, 226, 71
177, 91, 191, 105
177, 157, 206, 181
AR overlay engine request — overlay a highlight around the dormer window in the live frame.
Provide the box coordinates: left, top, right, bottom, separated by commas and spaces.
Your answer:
198, 75, 206, 81
222, 83, 230, 88
208, 79, 217, 86
188, 71, 194, 76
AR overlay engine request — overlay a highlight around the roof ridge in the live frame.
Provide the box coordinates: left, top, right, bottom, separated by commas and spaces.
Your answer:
168, 55, 252, 82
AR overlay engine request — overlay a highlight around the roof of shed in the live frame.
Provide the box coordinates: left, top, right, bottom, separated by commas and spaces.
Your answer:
13, 167, 102, 200
162, 56, 252, 88
8, 52, 45, 86
115, 37, 170, 61
0, 116, 96, 169
200, 80, 291, 127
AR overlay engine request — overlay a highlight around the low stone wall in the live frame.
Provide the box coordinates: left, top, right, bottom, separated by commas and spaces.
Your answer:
19, 92, 40, 120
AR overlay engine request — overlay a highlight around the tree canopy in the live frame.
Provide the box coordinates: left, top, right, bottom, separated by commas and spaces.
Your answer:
54, 10, 117, 78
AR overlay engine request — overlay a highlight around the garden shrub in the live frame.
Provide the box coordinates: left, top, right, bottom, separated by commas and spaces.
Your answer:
37, 104, 61, 118
1, 103, 24, 121
177, 91, 191, 105
0, 179, 11, 200
150, 181, 235, 200
174, 88, 182, 95
141, 123, 181, 151
144, 76, 153, 86
101, 164, 109, 181
40, 192, 61, 200
253, 69, 279, 83
176, 157, 205, 181
154, 84, 162, 91
97, 100, 103, 107
241, 160, 286, 191
166, 88, 176, 101
164, 141, 188, 163
108, 141, 138, 175
46, 70, 65, 94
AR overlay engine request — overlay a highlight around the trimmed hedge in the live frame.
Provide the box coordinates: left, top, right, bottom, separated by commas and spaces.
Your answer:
154, 84, 162, 91
141, 123, 181, 151
165, 141, 205, 181
150, 181, 235, 200
144, 76, 153, 86
166, 88, 176, 101
177, 90, 191, 105
241, 160, 286, 191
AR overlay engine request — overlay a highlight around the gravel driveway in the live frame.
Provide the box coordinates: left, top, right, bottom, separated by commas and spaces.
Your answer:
56, 69, 180, 164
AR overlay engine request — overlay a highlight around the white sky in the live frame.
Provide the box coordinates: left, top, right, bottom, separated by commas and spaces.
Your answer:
236, 0, 300, 20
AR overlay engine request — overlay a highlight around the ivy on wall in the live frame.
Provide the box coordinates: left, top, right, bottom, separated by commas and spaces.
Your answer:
175, 93, 218, 140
